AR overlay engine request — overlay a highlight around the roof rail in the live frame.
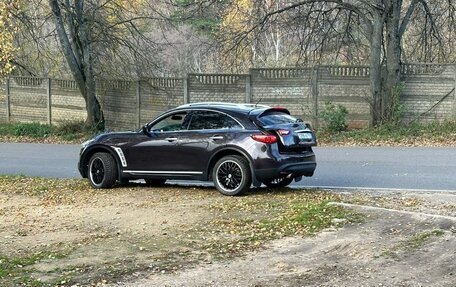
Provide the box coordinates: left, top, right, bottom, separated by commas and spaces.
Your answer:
177, 102, 270, 109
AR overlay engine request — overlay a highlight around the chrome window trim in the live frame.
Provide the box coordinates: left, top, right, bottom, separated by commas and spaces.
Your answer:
147, 108, 246, 133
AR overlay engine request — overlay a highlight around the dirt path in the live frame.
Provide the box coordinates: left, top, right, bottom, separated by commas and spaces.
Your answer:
115, 191, 456, 287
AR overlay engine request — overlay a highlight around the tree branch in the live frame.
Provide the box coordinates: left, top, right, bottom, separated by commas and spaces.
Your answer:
399, 0, 419, 40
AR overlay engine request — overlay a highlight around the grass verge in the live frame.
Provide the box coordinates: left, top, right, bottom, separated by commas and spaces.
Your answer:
318, 120, 456, 146
0, 121, 96, 143
381, 229, 445, 258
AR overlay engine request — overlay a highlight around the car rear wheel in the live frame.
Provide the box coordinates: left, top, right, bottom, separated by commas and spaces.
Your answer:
213, 155, 251, 196
88, 152, 117, 189
263, 177, 293, 188
144, 179, 166, 186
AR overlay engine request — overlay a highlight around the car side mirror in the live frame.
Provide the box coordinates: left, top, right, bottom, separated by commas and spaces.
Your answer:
142, 125, 150, 136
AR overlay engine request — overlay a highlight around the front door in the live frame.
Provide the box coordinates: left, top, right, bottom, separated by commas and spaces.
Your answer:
124, 111, 193, 173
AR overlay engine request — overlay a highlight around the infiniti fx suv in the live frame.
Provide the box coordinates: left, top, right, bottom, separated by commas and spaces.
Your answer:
78, 102, 317, 195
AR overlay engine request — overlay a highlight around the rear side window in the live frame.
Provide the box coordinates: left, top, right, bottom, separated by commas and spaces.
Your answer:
188, 111, 242, 130
258, 111, 298, 125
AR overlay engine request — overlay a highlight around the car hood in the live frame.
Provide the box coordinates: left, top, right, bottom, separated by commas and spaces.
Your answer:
90, 131, 142, 146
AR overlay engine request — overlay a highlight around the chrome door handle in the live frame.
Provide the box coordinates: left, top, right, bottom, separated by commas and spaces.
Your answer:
210, 136, 224, 141
165, 137, 178, 142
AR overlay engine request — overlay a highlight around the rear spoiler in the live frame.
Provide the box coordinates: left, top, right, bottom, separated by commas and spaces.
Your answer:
259, 107, 290, 116
248, 107, 290, 120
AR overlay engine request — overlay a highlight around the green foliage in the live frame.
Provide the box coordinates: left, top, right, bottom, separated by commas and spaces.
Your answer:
171, 0, 224, 34
9, 123, 52, 138
0, 121, 95, 142
382, 229, 444, 257
387, 83, 404, 126
54, 120, 95, 141
319, 101, 348, 133
288, 201, 354, 234
318, 120, 456, 145
0, 251, 68, 286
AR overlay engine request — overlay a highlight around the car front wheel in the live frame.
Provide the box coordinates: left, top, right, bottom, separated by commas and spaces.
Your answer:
88, 152, 117, 189
213, 155, 251, 196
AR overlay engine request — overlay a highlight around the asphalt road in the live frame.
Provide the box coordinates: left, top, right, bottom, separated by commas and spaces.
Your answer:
0, 143, 455, 191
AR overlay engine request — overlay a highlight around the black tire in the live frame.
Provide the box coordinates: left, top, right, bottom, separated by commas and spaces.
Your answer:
212, 155, 251, 196
88, 152, 117, 189
144, 179, 166, 186
263, 177, 293, 188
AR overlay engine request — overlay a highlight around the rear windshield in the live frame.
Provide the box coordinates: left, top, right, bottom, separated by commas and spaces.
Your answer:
258, 111, 298, 126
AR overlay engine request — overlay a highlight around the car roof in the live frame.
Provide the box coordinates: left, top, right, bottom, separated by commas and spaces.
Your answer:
174, 102, 272, 114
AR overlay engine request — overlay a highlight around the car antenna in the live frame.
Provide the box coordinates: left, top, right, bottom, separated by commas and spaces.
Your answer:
255, 98, 263, 107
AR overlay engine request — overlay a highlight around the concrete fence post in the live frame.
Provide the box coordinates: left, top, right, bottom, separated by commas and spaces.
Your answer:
136, 80, 141, 128
311, 66, 320, 129
453, 65, 456, 117
5, 78, 11, 123
183, 77, 189, 104
46, 78, 51, 125
245, 74, 252, 104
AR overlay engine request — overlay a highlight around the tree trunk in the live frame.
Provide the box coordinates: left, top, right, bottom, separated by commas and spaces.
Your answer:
383, 0, 403, 123
369, 9, 384, 126
49, 0, 103, 129
78, 0, 103, 129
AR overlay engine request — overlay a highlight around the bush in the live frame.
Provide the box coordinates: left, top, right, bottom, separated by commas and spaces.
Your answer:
54, 120, 94, 141
12, 123, 52, 138
0, 121, 96, 141
319, 102, 348, 133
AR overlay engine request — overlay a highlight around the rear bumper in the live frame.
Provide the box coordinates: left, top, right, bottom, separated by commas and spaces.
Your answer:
254, 151, 317, 181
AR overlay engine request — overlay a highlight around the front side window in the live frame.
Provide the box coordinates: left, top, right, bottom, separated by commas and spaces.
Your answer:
188, 111, 242, 130
150, 112, 189, 132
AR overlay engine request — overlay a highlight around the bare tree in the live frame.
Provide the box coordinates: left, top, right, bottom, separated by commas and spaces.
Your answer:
220, 0, 454, 125
46, 0, 174, 128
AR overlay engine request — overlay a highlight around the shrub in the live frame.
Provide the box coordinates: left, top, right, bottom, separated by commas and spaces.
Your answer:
54, 120, 94, 140
12, 123, 52, 138
319, 102, 348, 133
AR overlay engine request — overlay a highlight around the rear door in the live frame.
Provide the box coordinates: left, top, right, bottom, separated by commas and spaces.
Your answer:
177, 110, 244, 173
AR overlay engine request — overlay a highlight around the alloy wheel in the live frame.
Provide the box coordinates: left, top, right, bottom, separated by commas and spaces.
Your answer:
89, 157, 105, 186
216, 160, 244, 192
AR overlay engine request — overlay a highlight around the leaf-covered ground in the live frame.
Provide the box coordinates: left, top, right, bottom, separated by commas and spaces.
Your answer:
0, 176, 359, 286
1, 177, 454, 286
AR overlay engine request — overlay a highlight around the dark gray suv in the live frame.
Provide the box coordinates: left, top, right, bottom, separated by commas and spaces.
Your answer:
78, 102, 317, 195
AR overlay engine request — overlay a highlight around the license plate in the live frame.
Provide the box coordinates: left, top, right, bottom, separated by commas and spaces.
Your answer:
298, 133, 313, 141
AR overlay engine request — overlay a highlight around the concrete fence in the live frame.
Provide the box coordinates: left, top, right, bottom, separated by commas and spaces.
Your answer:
0, 63, 455, 131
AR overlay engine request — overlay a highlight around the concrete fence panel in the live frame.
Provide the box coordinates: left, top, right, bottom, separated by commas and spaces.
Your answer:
1, 63, 455, 131
318, 66, 371, 128
98, 80, 138, 131
9, 77, 48, 123
251, 68, 314, 124
401, 64, 456, 123
140, 78, 184, 126
188, 74, 247, 104
51, 79, 86, 124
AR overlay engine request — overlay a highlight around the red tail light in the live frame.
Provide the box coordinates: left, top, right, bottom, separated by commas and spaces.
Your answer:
251, 134, 277, 144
